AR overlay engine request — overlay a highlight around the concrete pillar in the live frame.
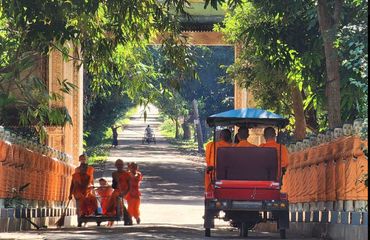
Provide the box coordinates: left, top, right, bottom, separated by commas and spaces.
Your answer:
325, 201, 334, 211
354, 201, 368, 212
335, 200, 344, 211
345, 200, 355, 212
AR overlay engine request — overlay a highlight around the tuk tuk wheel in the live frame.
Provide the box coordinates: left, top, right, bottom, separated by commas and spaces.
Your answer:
77, 221, 83, 228
205, 228, 211, 237
97, 221, 101, 227
239, 223, 248, 237
279, 229, 286, 239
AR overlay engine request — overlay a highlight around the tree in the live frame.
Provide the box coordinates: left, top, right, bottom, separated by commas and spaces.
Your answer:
316, 0, 343, 128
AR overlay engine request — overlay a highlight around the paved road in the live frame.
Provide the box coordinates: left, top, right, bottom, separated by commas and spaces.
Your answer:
0, 106, 318, 240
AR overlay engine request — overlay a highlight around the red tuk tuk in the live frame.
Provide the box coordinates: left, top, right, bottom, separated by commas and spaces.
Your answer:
204, 108, 289, 238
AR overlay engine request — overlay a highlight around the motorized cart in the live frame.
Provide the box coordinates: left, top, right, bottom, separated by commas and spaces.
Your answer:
204, 108, 290, 238
77, 194, 125, 227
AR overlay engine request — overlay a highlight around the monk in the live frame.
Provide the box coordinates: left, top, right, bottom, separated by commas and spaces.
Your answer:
69, 164, 97, 216
106, 159, 131, 226
126, 162, 143, 224
205, 129, 232, 193
236, 127, 257, 147
260, 127, 289, 169
75, 154, 94, 185
96, 178, 113, 215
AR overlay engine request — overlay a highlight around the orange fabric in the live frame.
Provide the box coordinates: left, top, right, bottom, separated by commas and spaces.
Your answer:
317, 163, 326, 201
336, 160, 346, 200
288, 168, 297, 203
356, 155, 368, 200
237, 140, 257, 148
75, 165, 95, 185
96, 186, 113, 215
325, 160, 336, 201
281, 169, 289, 193
345, 158, 358, 200
305, 166, 317, 203
127, 196, 141, 219
106, 171, 131, 217
260, 140, 289, 168
0, 140, 10, 162
126, 172, 143, 219
205, 141, 232, 193
71, 172, 97, 216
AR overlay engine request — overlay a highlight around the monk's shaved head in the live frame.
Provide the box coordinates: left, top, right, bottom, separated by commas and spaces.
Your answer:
219, 129, 232, 143
238, 127, 250, 140
264, 127, 276, 140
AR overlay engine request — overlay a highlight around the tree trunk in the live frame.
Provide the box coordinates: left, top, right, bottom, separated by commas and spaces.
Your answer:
291, 85, 307, 140
317, 0, 343, 128
182, 122, 191, 140
174, 118, 180, 139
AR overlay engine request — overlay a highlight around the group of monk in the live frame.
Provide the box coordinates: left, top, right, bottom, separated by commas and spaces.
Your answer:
205, 127, 289, 192
68, 155, 143, 226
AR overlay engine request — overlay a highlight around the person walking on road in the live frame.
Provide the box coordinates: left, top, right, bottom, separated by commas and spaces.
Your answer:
111, 126, 120, 148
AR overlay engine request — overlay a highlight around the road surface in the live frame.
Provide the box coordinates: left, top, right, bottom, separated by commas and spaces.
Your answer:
0, 106, 318, 240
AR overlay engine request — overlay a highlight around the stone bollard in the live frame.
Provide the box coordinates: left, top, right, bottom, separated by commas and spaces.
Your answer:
304, 203, 310, 211
354, 200, 368, 212
297, 203, 303, 212
325, 201, 334, 211
335, 200, 344, 211
344, 200, 355, 212
318, 201, 326, 211
309, 202, 317, 211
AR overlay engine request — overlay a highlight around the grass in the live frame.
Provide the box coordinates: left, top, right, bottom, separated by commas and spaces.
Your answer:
88, 106, 139, 164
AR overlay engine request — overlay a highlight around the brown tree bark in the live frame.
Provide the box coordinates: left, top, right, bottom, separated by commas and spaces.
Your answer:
182, 122, 191, 140
174, 118, 180, 139
291, 85, 307, 140
317, 0, 343, 128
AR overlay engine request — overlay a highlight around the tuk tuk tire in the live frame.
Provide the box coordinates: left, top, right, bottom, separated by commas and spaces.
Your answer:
97, 222, 101, 227
240, 223, 248, 237
279, 229, 286, 239
77, 221, 83, 228
205, 228, 211, 237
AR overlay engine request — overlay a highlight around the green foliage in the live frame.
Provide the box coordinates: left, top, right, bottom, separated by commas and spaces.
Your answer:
218, 0, 368, 135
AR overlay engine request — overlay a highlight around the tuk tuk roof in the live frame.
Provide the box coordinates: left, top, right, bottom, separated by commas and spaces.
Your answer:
207, 108, 289, 128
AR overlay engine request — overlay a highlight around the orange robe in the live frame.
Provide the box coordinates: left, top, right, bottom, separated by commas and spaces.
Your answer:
106, 171, 131, 217
260, 140, 289, 175
260, 140, 288, 168
126, 172, 143, 219
317, 163, 326, 202
205, 141, 232, 193
75, 165, 95, 185
237, 140, 257, 148
71, 172, 97, 216
96, 186, 113, 215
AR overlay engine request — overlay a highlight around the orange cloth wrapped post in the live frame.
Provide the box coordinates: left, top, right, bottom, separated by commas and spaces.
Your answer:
0, 162, 6, 198
356, 155, 368, 200
126, 167, 143, 222
336, 160, 346, 201
317, 163, 326, 202
344, 158, 358, 200
325, 160, 337, 202
0, 140, 10, 162
296, 168, 305, 203
305, 166, 318, 203
290, 168, 298, 203
281, 168, 289, 193
205, 140, 232, 193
